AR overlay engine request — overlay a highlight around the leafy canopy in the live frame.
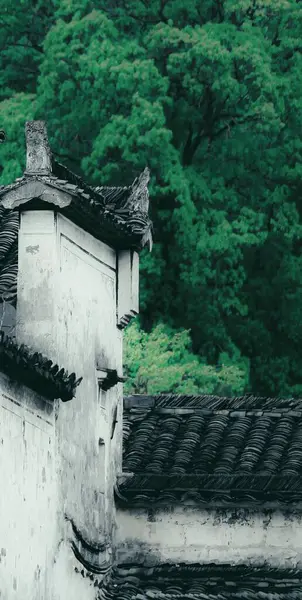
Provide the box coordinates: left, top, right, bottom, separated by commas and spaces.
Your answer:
124, 321, 249, 396
0, 0, 301, 396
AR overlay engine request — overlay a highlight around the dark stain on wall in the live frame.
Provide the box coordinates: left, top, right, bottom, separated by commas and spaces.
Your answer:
26, 245, 39, 254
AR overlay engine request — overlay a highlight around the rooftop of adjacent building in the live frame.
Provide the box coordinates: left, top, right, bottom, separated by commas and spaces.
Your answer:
77, 562, 302, 600
117, 394, 302, 508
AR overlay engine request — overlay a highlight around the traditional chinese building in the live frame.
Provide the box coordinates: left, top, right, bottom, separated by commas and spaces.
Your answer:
0, 122, 301, 599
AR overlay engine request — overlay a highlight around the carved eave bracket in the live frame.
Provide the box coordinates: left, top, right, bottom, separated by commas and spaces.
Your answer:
117, 250, 139, 329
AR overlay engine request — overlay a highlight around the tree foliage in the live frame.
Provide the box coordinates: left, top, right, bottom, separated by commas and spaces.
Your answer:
124, 321, 249, 396
0, 0, 301, 396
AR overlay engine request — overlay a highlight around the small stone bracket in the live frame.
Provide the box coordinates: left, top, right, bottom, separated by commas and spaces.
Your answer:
97, 368, 126, 392
117, 250, 139, 329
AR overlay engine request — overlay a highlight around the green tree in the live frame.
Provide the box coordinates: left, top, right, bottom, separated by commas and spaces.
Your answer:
0, 93, 35, 182
0, 0, 56, 100
0, 0, 301, 396
123, 320, 249, 395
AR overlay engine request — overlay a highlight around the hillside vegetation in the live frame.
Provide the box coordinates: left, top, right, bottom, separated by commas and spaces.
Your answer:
0, 0, 301, 396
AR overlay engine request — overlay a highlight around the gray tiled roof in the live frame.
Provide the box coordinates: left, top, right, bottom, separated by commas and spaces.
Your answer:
117, 394, 302, 507
80, 563, 302, 599
0, 205, 18, 304
0, 332, 82, 401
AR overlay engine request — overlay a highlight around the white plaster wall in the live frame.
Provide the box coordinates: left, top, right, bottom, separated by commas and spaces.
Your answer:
54, 216, 122, 538
14, 211, 124, 599
116, 506, 302, 567
0, 372, 57, 600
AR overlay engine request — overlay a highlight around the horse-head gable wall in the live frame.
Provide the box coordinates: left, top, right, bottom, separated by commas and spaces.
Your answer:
0, 121, 151, 599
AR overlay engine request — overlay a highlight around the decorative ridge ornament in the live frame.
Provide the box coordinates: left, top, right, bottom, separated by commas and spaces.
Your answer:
24, 120, 52, 175
128, 167, 150, 213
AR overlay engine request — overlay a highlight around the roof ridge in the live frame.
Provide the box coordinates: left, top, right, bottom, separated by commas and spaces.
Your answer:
124, 394, 302, 411
52, 158, 106, 206
103, 562, 302, 599
115, 562, 302, 574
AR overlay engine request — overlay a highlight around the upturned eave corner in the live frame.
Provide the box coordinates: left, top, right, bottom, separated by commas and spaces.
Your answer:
127, 165, 153, 253
128, 166, 150, 214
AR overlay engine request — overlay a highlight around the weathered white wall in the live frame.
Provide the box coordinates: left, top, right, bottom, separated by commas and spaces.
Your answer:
15, 210, 123, 599
54, 215, 122, 538
116, 506, 302, 567
0, 372, 57, 600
